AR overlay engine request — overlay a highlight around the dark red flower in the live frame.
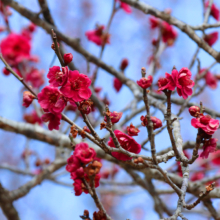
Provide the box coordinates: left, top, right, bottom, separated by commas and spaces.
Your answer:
104, 111, 123, 124
0, 33, 31, 66
74, 143, 96, 164
60, 70, 92, 102
204, 32, 218, 46
85, 25, 110, 46
113, 78, 123, 92
47, 66, 69, 87
140, 115, 162, 130
38, 86, 66, 114
22, 91, 35, 108
200, 138, 218, 159
191, 116, 219, 135
41, 112, 62, 130
108, 130, 141, 161
126, 123, 140, 136
63, 53, 73, 64
137, 75, 153, 89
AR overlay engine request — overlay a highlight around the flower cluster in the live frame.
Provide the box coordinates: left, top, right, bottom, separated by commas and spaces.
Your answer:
66, 143, 102, 196
189, 106, 219, 158
35, 63, 92, 130
158, 67, 194, 99
149, 16, 178, 46
108, 130, 141, 161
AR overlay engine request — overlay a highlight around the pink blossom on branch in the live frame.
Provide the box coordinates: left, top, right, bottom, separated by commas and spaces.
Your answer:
60, 70, 92, 102
85, 25, 110, 46
191, 115, 219, 135
108, 130, 141, 161
137, 75, 153, 89
74, 143, 96, 164
161, 22, 178, 46
0, 33, 31, 66
41, 112, 62, 131
200, 138, 218, 159
175, 68, 194, 99
38, 86, 66, 114
47, 66, 69, 87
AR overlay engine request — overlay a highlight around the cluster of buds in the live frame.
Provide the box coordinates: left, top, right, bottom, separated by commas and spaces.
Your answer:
134, 157, 144, 164
35, 158, 50, 167
66, 143, 102, 196
189, 105, 219, 158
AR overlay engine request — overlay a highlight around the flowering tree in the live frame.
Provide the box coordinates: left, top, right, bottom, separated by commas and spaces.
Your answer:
1, 0, 220, 219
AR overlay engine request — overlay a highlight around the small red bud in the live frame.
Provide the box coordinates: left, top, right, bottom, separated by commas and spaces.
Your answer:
63, 53, 73, 64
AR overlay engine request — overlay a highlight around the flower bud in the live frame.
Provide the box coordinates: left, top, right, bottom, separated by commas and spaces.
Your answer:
140, 115, 162, 130
63, 53, 73, 64
78, 99, 93, 114
104, 111, 123, 124
137, 75, 153, 89
120, 58, 129, 71
44, 158, 50, 164
189, 106, 200, 117
3, 67, 10, 76
126, 123, 140, 136
23, 91, 35, 108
